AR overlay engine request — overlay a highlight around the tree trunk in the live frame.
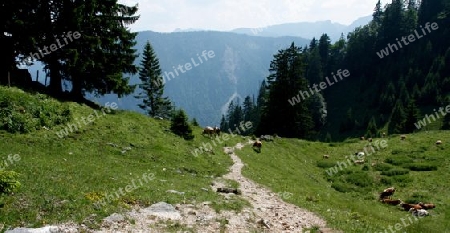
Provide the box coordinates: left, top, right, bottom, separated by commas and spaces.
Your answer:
71, 73, 84, 101
47, 57, 62, 95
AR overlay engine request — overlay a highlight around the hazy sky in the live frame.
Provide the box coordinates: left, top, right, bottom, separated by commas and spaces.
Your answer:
118, 0, 381, 32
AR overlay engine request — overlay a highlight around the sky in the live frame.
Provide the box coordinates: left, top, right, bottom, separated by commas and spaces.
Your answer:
118, 0, 382, 33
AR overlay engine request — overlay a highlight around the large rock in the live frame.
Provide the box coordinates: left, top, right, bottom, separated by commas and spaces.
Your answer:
142, 202, 181, 220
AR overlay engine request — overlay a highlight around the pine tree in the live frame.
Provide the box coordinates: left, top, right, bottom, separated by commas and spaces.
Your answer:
135, 41, 172, 118
219, 115, 228, 132
404, 100, 421, 133
373, 0, 383, 25
191, 118, 199, 127
366, 116, 378, 138
170, 109, 194, 140
258, 42, 313, 138
389, 100, 406, 134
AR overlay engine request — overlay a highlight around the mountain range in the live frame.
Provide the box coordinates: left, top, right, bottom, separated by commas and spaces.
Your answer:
26, 16, 371, 127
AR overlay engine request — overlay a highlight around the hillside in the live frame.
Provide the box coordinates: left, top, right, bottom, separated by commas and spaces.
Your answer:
1, 86, 449, 232
0, 86, 239, 231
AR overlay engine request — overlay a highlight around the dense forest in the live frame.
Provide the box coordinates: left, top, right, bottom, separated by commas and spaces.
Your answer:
221, 0, 450, 140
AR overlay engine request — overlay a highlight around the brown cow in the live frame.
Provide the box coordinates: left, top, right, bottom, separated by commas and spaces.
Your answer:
419, 202, 436, 210
379, 187, 395, 200
202, 126, 215, 137
400, 203, 422, 211
381, 199, 402, 206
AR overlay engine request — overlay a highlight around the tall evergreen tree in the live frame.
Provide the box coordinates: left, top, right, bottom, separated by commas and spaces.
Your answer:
135, 41, 172, 118
389, 100, 406, 134
257, 42, 313, 138
403, 100, 421, 133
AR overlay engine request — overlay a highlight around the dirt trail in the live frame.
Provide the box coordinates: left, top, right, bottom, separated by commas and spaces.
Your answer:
7, 141, 336, 233
217, 141, 328, 232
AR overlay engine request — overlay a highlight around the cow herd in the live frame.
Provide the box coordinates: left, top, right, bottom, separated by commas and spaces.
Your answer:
378, 187, 435, 217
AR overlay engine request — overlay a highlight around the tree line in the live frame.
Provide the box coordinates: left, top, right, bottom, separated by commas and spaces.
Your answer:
224, 0, 450, 140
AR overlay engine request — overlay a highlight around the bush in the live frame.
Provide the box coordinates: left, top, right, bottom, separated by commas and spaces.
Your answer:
0, 88, 71, 133
392, 175, 413, 184
384, 156, 413, 166
345, 172, 373, 187
381, 169, 409, 176
331, 182, 354, 193
0, 171, 21, 195
170, 109, 194, 140
402, 163, 438, 171
380, 176, 392, 185
317, 161, 336, 168
373, 163, 394, 171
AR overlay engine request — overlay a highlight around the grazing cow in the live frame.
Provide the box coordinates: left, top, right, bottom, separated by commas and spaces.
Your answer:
355, 151, 365, 157
409, 208, 429, 217
381, 199, 401, 206
419, 203, 436, 210
202, 126, 216, 137
400, 203, 422, 211
323, 154, 330, 159
379, 187, 395, 200
253, 140, 262, 152
360, 136, 365, 140
214, 126, 221, 136
368, 138, 373, 142
436, 140, 442, 145
354, 159, 365, 164
400, 135, 406, 140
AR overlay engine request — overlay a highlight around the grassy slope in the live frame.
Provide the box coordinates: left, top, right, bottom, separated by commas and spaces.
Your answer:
235, 133, 450, 232
0, 87, 249, 231
2, 86, 450, 233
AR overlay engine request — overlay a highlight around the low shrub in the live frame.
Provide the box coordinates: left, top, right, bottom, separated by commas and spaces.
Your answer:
345, 172, 373, 187
331, 182, 354, 193
0, 171, 21, 195
384, 156, 413, 166
392, 174, 413, 184
0, 88, 71, 133
381, 169, 409, 176
402, 163, 438, 171
380, 176, 393, 185
373, 163, 393, 171
317, 161, 336, 168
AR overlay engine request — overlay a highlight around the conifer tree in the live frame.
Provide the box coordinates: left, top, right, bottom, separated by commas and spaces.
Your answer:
258, 42, 313, 138
170, 109, 194, 140
404, 100, 421, 133
135, 41, 172, 118
389, 100, 406, 134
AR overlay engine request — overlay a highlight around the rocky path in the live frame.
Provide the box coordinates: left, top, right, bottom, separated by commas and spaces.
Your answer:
6, 141, 336, 233
216, 141, 328, 232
